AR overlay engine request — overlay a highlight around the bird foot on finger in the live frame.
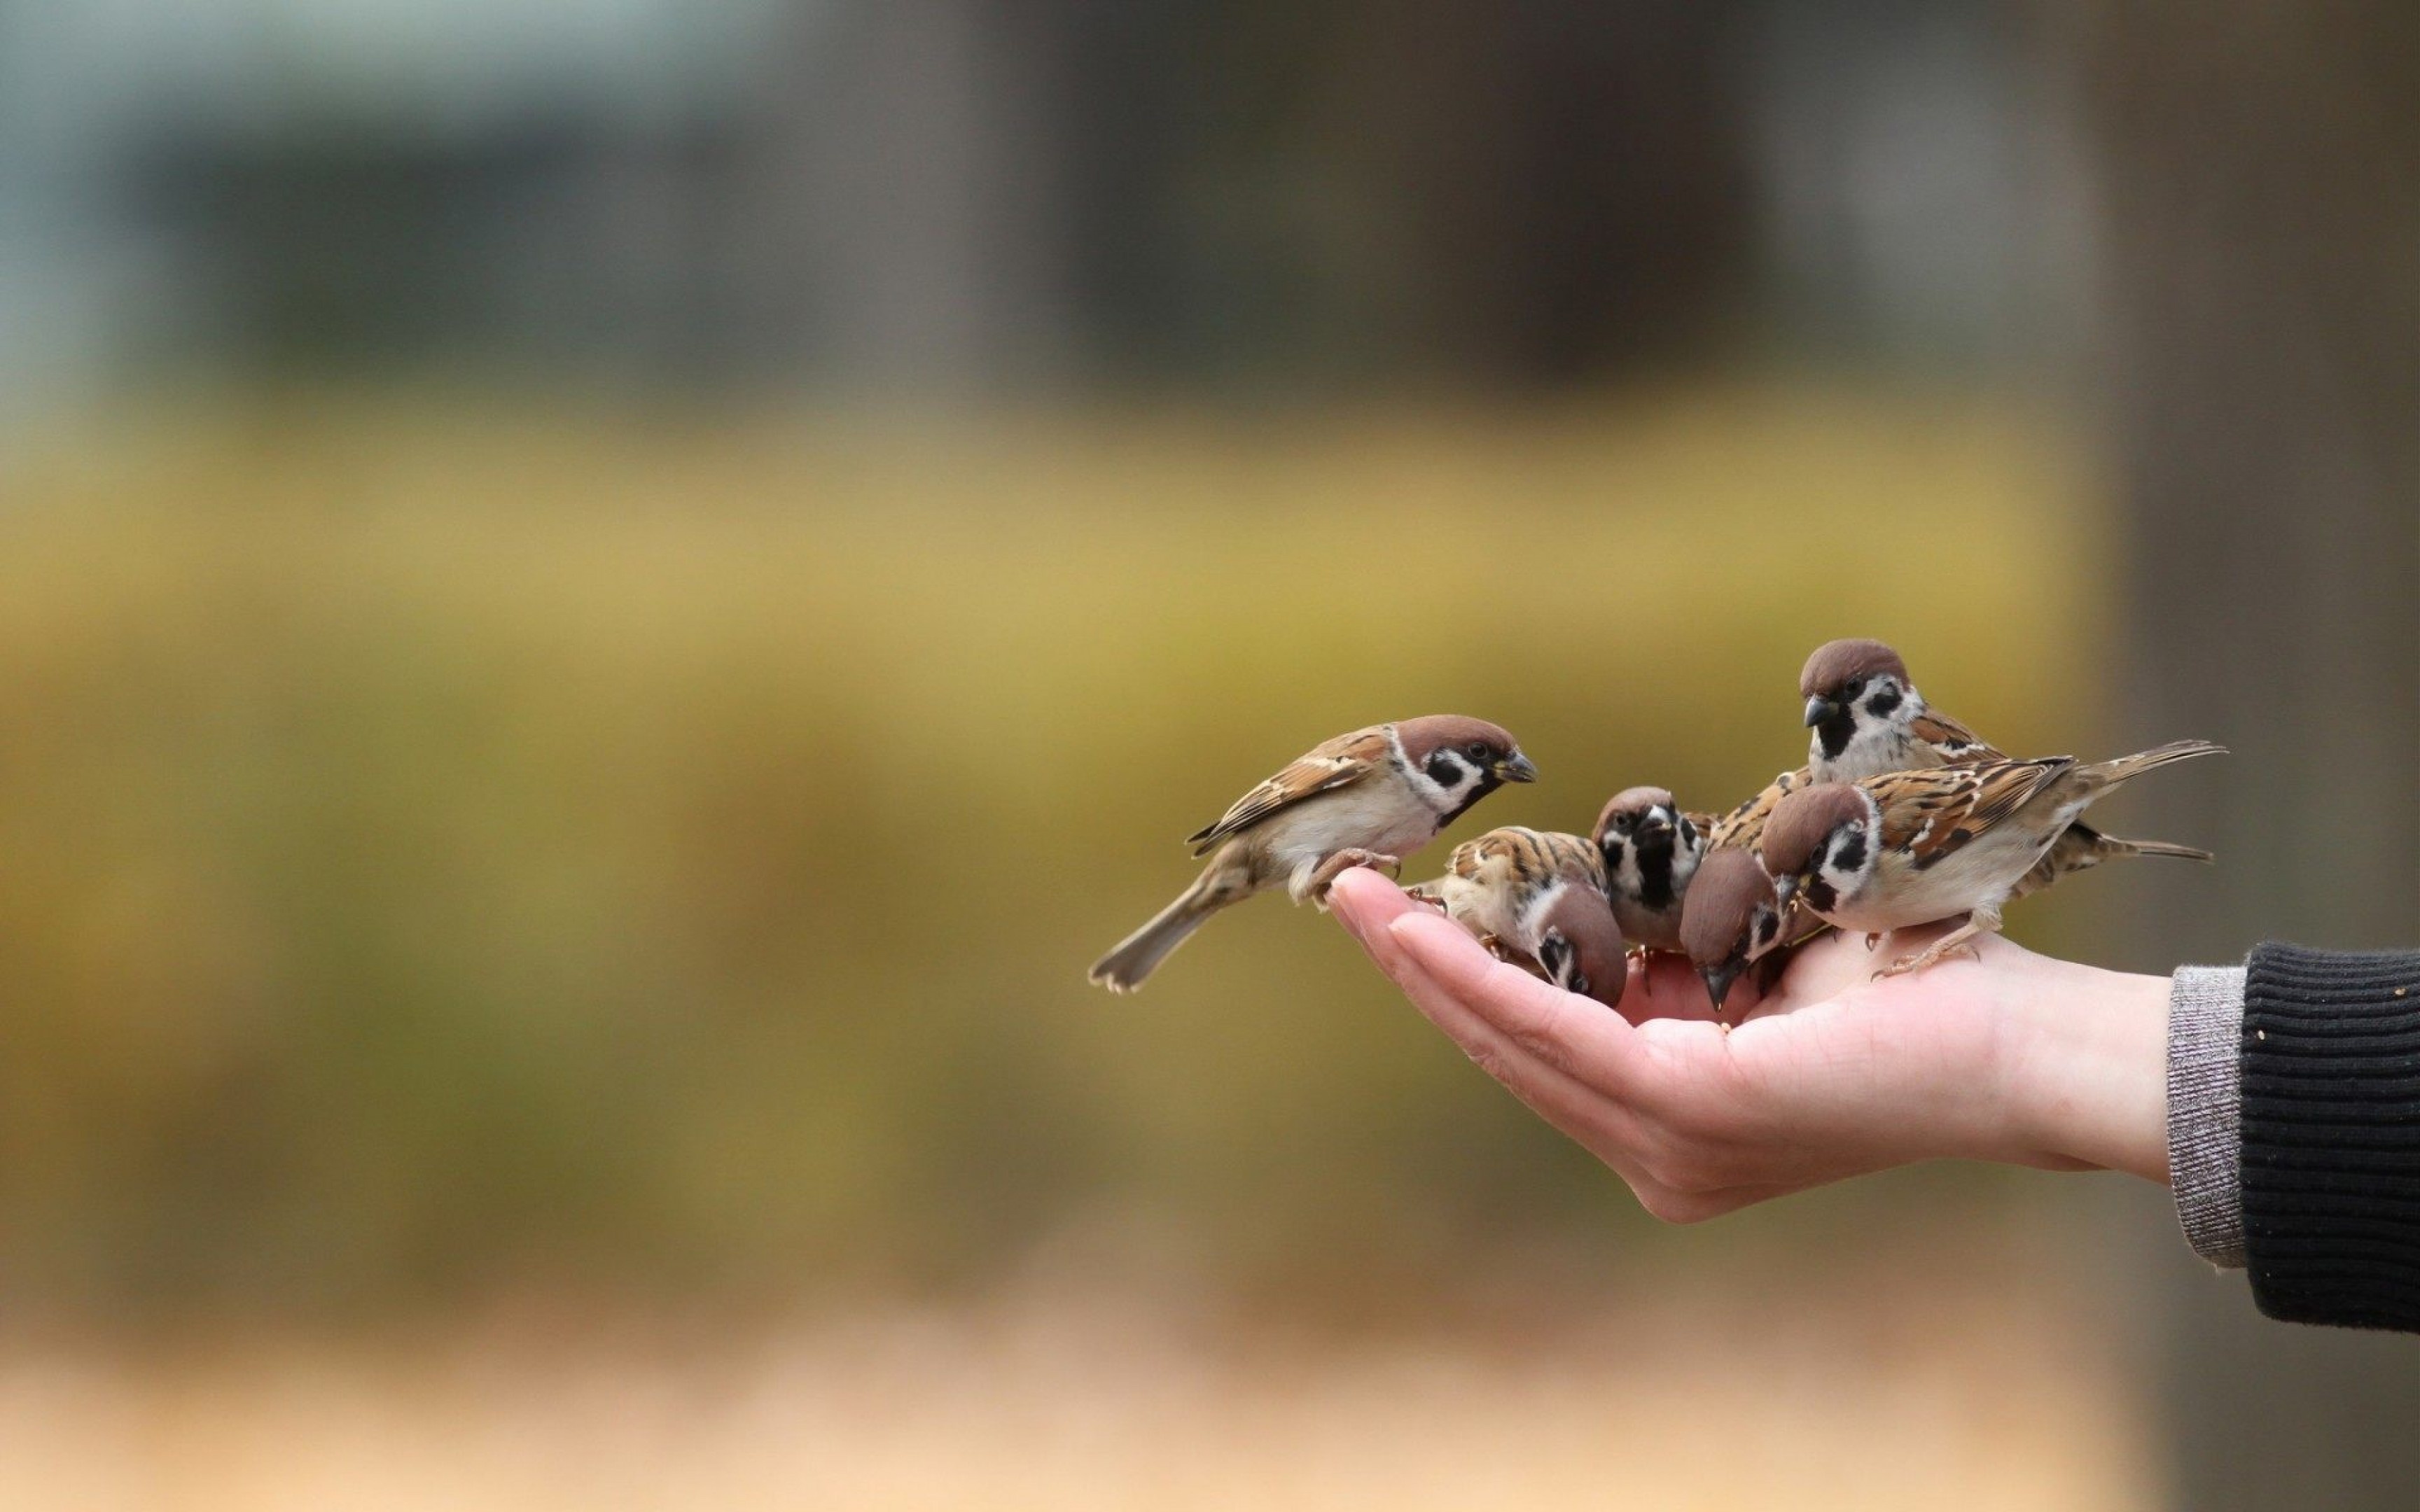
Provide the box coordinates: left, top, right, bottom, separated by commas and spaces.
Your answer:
1871, 940, 1979, 980
1306, 848, 1403, 906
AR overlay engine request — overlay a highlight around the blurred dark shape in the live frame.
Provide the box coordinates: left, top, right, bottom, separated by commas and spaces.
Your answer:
57, 1, 2045, 402
2078, 3, 2420, 1506
146, 123, 744, 376
1323, 2, 1753, 384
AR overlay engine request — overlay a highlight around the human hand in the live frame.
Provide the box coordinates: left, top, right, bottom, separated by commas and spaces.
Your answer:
1326, 867, 2169, 1222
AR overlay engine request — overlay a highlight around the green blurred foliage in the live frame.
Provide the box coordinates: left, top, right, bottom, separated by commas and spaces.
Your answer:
0, 386, 2119, 1315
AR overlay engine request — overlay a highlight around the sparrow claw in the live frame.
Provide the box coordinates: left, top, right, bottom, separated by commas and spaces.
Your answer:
1872, 939, 1981, 979
1307, 848, 1397, 908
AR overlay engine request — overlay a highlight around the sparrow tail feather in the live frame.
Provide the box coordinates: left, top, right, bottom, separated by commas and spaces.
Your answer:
1088, 870, 1237, 993
2101, 835, 2216, 864
2081, 738, 2227, 790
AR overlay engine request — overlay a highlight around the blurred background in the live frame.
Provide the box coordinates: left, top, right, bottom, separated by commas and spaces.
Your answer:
0, 2, 2411, 1507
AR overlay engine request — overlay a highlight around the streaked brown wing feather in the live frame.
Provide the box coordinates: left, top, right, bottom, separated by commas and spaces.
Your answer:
1447, 827, 1604, 888
1914, 707, 2001, 764
1186, 724, 1391, 855
1871, 758, 2075, 868
1710, 768, 1809, 854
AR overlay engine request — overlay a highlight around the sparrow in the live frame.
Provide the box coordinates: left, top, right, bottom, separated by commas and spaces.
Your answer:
1676, 846, 1807, 1014
1758, 739, 2224, 978
1592, 787, 1708, 953
1088, 716, 1537, 991
1797, 637, 2212, 895
1412, 827, 1629, 1009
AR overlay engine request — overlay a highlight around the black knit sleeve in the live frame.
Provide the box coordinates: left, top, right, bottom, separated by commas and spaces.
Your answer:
2241, 942, 2420, 1332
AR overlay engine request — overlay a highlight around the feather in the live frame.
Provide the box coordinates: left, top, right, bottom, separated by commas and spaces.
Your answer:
1185, 724, 1392, 857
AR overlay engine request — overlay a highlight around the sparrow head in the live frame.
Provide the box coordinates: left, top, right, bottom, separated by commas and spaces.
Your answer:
1760, 782, 1879, 911
1394, 715, 1537, 807
1678, 848, 1781, 1011
1594, 785, 1678, 848
1799, 638, 1918, 758
1531, 885, 1629, 1010
1592, 785, 1702, 904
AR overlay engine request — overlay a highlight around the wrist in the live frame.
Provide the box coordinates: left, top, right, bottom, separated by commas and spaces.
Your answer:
1997, 959, 2173, 1182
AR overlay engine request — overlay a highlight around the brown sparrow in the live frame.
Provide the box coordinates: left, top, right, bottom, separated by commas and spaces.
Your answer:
1798, 637, 2212, 894
1592, 787, 1707, 953
1676, 847, 1794, 1013
1412, 827, 1629, 1009
1088, 716, 1537, 991
1758, 739, 2223, 978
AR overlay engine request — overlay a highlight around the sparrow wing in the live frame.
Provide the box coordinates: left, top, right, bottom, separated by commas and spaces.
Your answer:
1444, 828, 1602, 888
1710, 767, 1809, 853
1872, 757, 2078, 869
1913, 706, 2003, 764
1185, 724, 1391, 855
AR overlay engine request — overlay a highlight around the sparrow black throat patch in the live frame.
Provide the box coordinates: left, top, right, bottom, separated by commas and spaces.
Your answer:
1634, 839, 1678, 910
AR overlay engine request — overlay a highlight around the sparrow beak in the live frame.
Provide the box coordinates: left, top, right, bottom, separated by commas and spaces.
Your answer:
1636, 810, 1673, 841
1496, 752, 1539, 783
1803, 694, 1841, 728
1699, 959, 1744, 1014
1772, 873, 1801, 911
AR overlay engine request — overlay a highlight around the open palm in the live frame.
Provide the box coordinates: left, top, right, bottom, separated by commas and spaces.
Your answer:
1326, 867, 2169, 1221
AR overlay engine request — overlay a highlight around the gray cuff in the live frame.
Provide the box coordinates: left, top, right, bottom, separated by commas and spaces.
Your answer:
2167, 965, 2246, 1268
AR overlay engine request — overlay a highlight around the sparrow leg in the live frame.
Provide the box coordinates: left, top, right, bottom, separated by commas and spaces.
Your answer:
1305, 849, 1403, 907
1875, 905, 2002, 979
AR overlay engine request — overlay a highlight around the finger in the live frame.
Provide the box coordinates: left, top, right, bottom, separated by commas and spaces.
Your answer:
1358, 904, 1827, 1216
1388, 909, 1655, 1095
1327, 864, 1417, 946
1366, 925, 1664, 1174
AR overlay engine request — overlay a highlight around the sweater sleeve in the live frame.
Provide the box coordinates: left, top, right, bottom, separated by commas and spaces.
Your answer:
2167, 965, 2248, 1267
2241, 942, 2420, 1332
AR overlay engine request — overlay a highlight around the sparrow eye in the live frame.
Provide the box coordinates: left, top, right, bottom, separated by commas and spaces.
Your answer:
1465, 741, 1490, 761
1841, 678, 1864, 699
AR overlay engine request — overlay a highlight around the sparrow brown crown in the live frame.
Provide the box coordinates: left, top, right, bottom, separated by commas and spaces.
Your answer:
1678, 848, 1773, 967
1394, 715, 1517, 764
1593, 785, 1676, 841
1536, 887, 1629, 1008
1800, 638, 1910, 699
1760, 783, 1872, 878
